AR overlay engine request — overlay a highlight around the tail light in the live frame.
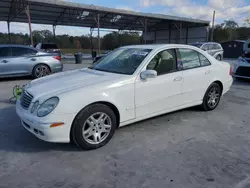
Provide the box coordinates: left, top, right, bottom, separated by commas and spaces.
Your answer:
229, 66, 232, 76
53, 56, 61, 61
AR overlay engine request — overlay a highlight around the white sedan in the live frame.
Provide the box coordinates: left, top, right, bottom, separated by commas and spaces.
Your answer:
16, 44, 233, 150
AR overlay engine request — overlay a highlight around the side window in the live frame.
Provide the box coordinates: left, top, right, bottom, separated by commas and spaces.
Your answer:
198, 53, 211, 66
209, 44, 218, 50
208, 44, 213, 50
0, 47, 11, 57
146, 49, 177, 75
215, 44, 222, 50
201, 44, 209, 51
177, 48, 201, 70
11, 47, 37, 57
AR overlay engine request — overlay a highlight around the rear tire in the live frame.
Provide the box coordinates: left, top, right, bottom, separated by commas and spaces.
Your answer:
71, 104, 117, 150
32, 64, 51, 79
216, 55, 222, 61
201, 83, 222, 111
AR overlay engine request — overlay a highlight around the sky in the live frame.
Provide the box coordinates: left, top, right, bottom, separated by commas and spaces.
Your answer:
0, 0, 250, 36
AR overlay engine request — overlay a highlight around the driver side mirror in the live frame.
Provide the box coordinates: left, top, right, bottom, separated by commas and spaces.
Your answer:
140, 70, 157, 80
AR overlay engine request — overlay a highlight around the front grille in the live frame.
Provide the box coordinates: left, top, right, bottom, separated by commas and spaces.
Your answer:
235, 66, 250, 77
20, 91, 33, 109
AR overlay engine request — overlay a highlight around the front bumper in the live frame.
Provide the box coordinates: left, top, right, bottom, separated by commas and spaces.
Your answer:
16, 100, 74, 143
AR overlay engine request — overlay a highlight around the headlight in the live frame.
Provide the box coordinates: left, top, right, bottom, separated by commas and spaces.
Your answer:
31, 101, 39, 113
37, 97, 59, 117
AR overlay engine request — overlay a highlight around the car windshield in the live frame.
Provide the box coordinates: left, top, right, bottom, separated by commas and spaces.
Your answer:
190, 43, 203, 48
89, 48, 152, 75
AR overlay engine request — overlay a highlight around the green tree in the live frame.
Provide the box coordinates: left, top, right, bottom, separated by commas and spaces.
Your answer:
220, 20, 239, 40
244, 17, 250, 27
221, 20, 239, 29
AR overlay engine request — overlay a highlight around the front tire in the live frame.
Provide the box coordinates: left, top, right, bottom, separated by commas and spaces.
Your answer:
71, 104, 117, 150
201, 83, 222, 111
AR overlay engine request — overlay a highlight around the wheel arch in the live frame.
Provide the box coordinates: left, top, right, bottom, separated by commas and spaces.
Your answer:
202, 80, 224, 99
213, 80, 223, 93
70, 101, 121, 143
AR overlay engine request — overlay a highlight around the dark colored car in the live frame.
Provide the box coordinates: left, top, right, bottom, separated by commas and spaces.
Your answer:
35, 43, 61, 56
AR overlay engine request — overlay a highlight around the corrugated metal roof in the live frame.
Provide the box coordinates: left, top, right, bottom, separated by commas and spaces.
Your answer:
0, 0, 209, 31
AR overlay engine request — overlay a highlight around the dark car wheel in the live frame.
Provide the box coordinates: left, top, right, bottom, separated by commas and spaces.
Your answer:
32, 64, 51, 79
216, 55, 222, 61
201, 83, 222, 111
71, 104, 117, 150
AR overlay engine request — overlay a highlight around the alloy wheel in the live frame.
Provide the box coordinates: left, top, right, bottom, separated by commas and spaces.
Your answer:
207, 87, 220, 108
34, 65, 50, 78
82, 112, 112, 144
216, 55, 221, 61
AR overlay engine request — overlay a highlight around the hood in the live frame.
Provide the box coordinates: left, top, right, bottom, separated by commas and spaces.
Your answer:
26, 68, 126, 98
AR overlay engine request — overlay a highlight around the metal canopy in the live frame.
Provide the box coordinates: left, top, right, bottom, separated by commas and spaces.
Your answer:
0, 0, 209, 31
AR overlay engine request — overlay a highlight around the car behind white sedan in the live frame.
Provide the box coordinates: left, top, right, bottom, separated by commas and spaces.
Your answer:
16, 44, 233, 150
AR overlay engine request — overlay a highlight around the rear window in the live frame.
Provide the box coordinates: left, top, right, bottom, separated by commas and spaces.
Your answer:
210, 44, 221, 50
41, 44, 58, 49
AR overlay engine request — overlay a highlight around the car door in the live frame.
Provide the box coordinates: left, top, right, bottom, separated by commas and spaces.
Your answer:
6, 47, 38, 75
135, 49, 183, 118
177, 48, 212, 104
0, 47, 12, 75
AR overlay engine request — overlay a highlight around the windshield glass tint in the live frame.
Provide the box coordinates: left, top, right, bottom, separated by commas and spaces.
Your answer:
90, 48, 152, 75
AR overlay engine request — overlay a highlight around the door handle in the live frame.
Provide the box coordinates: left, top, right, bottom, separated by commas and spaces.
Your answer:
1, 60, 8, 63
30, 58, 36, 61
173, 76, 183, 82
205, 70, 210, 75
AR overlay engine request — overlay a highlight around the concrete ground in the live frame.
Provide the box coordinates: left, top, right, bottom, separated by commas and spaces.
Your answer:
1, 61, 250, 188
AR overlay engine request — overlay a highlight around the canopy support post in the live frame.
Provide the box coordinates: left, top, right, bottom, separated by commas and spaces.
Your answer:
97, 14, 100, 55
53, 25, 56, 42
7, 21, 11, 44
144, 18, 147, 44
90, 28, 94, 52
25, 4, 33, 46
169, 24, 171, 43
93, 14, 100, 55
140, 18, 148, 44
179, 22, 182, 44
